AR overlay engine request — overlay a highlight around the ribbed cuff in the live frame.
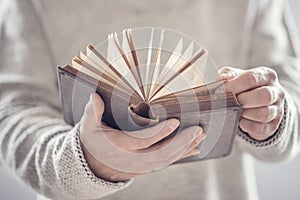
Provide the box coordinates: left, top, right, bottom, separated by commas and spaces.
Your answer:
73, 123, 133, 189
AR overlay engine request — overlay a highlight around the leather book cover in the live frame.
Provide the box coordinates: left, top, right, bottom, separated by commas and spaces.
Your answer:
58, 66, 243, 161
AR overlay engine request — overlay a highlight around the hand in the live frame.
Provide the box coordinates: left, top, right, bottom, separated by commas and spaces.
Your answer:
218, 66, 285, 141
79, 93, 205, 182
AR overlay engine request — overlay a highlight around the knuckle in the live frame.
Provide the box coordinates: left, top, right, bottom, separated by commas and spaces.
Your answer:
246, 72, 260, 86
267, 68, 278, 81
259, 67, 277, 83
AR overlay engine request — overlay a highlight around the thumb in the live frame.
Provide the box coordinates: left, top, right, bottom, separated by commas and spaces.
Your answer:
91, 93, 105, 123
81, 93, 105, 127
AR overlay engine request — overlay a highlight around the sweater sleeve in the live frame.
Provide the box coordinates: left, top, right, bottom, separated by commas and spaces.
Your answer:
0, 1, 130, 199
237, 0, 300, 162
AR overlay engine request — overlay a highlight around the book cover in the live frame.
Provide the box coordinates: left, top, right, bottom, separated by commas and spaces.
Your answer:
58, 27, 242, 161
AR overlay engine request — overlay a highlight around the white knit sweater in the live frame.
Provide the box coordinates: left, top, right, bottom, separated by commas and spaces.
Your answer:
0, 0, 299, 199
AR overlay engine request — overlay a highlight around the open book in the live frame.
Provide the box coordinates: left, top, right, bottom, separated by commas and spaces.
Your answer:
58, 28, 242, 161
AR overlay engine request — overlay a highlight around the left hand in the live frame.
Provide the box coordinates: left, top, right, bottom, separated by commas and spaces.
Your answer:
218, 66, 285, 141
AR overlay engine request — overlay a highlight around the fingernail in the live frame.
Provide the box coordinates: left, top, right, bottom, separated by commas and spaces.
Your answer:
169, 119, 180, 129
197, 127, 203, 135
85, 94, 94, 108
192, 126, 202, 137
89, 93, 94, 102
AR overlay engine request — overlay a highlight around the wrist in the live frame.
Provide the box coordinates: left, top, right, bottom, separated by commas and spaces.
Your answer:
80, 135, 132, 183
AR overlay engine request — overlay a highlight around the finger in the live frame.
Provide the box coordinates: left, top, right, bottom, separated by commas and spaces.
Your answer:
160, 126, 203, 164
178, 148, 201, 160
141, 126, 203, 153
140, 132, 205, 153
102, 118, 180, 151
242, 105, 280, 123
239, 116, 282, 141
237, 86, 280, 108
126, 118, 180, 139
176, 134, 206, 160
224, 67, 277, 94
135, 131, 178, 153
182, 133, 206, 153
143, 126, 203, 168
82, 126, 202, 174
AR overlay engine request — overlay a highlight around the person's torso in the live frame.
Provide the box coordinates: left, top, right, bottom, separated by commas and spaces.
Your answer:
38, 0, 250, 69
35, 0, 258, 199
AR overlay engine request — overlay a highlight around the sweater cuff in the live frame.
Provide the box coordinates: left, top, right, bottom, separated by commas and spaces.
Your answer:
237, 98, 288, 148
73, 123, 133, 190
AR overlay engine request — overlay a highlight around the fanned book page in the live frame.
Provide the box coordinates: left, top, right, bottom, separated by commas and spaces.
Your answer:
58, 27, 243, 161
72, 29, 211, 102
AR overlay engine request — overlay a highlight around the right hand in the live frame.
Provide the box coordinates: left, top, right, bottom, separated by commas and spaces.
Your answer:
80, 93, 205, 182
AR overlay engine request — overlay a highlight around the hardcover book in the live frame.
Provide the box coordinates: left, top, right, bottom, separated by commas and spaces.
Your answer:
58, 27, 242, 161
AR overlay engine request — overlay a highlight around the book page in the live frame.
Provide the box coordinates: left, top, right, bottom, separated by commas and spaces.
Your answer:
150, 47, 208, 101
107, 33, 144, 98
79, 51, 119, 81
146, 29, 165, 101
70, 28, 216, 104
71, 59, 116, 88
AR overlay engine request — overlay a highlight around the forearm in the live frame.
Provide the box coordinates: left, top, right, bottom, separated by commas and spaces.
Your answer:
0, 2, 132, 198
0, 79, 130, 200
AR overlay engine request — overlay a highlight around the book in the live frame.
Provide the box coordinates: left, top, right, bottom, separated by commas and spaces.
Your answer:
58, 27, 242, 161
